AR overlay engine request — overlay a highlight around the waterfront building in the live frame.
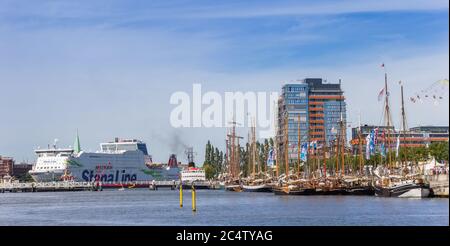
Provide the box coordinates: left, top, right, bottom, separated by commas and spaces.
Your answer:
13, 163, 33, 178
277, 78, 346, 161
350, 125, 449, 153
0, 156, 14, 178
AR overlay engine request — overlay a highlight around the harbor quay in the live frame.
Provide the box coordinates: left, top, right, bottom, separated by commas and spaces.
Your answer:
0, 176, 447, 197
0, 180, 219, 193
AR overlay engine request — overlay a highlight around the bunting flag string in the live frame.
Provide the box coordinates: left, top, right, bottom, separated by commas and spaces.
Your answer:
409, 79, 449, 106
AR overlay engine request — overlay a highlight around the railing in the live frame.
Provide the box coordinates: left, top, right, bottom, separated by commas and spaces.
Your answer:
1, 180, 217, 191
0, 181, 93, 190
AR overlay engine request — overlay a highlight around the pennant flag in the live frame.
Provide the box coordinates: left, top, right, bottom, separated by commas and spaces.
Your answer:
300, 143, 308, 161
267, 148, 275, 167
378, 87, 385, 101
396, 135, 400, 158
369, 129, 375, 155
365, 134, 371, 160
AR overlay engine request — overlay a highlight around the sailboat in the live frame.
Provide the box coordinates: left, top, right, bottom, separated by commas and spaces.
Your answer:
342, 111, 375, 196
373, 72, 430, 198
242, 119, 274, 192
224, 121, 244, 192
271, 114, 317, 195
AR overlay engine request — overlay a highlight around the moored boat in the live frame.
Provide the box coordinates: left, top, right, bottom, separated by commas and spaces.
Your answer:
374, 176, 430, 198
225, 184, 243, 192
242, 183, 273, 192
374, 181, 430, 198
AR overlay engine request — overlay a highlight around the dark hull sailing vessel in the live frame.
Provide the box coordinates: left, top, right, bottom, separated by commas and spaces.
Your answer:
373, 66, 430, 198
342, 177, 375, 196
345, 185, 375, 195
242, 183, 273, 192
374, 180, 430, 198
225, 183, 243, 192
272, 185, 316, 195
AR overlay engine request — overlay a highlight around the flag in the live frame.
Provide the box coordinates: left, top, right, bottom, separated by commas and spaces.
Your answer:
365, 134, 371, 160
300, 143, 308, 161
380, 143, 386, 157
369, 129, 375, 155
380, 130, 386, 157
396, 135, 400, 158
267, 148, 275, 167
309, 141, 317, 155
378, 87, 385, 101
374, 128, 379, 144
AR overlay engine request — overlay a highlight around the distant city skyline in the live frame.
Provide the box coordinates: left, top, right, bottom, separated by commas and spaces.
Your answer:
0, 0, 448, 163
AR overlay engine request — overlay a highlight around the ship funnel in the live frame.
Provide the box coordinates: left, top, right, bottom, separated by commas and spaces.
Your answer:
168, 154, 178, 168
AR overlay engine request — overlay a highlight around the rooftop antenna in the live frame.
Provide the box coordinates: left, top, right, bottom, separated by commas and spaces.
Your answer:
185, 147, 196, 165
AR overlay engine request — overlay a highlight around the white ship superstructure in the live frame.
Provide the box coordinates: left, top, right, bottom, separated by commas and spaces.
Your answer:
181, 167, 206, 183
29, 148, 73, 182
30, 136, 179, 182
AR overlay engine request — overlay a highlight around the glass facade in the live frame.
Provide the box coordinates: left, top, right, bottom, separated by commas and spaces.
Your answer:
279, 79, 347, 160
324, 100, 346, 144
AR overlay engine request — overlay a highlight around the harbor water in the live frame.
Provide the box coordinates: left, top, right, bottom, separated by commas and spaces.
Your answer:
0, 189, 448, 226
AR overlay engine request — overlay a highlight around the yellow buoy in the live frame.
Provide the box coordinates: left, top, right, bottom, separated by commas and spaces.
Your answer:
192, 184, 196, 212
179, 182, 183, 208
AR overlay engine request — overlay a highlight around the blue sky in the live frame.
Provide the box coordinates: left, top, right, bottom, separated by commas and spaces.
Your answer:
0, 0, 448, 163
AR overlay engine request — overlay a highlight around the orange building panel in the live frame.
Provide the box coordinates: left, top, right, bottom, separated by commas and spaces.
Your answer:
309, 120, 324, 124
309, 107, 324, 111
308, 101, 324, 105
310, 125, 325, 129
309, 95, 345, 100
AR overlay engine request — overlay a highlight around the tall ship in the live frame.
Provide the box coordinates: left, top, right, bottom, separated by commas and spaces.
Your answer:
29, 135, 180, 182
372, 66, 430, 198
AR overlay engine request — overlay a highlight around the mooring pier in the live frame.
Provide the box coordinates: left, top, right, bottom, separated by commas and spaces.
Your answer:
0, 180, 219, 193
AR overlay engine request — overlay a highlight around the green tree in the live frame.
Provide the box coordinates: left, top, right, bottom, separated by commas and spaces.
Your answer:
429, 142, 449, 163
204, 141, 212, 166
203, 163, 215, 180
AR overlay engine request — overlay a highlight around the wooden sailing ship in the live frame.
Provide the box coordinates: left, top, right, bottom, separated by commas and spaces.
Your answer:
224, 120, 243, 192
242, 119, 274, 192
373, 67, 430, 198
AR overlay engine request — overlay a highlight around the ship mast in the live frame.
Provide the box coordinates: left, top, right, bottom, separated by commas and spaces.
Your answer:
358, 111, 364, 176
225, 138, 229, 178
227, 120, 243, 180
284, 113, 289, 182
383, 70, 393, 170
251, 119, 257, 177
297, 114, 301, 176
340, 112, 345, 176
323, 118, 327, 178
284, 114, 289, 181
275, 130, 280, 178
400, 82, 408, 168
247, 131, 251, 177
339, 79, 345, 177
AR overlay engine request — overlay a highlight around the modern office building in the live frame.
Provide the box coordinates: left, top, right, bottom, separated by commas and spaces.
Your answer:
277, 78, 346, 160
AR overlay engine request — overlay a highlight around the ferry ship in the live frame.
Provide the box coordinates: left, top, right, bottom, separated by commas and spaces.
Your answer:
29, 137, 180, 182
180, 167, 206, 183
